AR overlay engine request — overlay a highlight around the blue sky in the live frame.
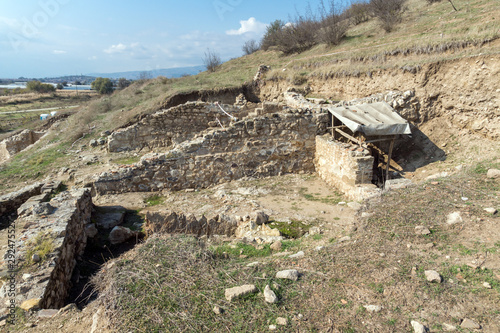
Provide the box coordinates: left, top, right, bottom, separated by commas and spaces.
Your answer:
0, 0, 341, 78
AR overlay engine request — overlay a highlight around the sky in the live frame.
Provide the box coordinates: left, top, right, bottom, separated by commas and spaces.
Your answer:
0, 0, 342, 78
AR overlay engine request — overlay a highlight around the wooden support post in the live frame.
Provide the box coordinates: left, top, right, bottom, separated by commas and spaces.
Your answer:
335, 128, 362, 146
384, 138, 395, 188
332, 115, 335, 139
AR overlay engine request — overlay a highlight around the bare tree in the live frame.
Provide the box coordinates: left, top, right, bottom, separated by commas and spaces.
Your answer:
242, 39, 260, 55
203, 49, 222, 72
370, 0, 407, 32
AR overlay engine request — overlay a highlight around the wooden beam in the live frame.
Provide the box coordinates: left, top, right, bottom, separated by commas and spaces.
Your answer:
384, 138, 395, 188
335, 128, 362, 145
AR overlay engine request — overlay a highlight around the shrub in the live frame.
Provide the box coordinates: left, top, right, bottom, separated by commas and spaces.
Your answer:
203, 48, 222, 72
345, 1, 372, 25
242, 39, 260, 55
26, 80, 56, 93
370, 0, 407, 32
91, 77, 114, 94
261, 19, 286, 50
275, 17, 319, 54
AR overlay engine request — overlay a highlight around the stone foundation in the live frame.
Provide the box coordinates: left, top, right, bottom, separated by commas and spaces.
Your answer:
0, 188, 93, 309
107, 102, 246, 152
0, 182, 44, 216
315, 135, 379, 200
94, 111, 329, 194
0, 130, 46, 164
145, 210, 238, 237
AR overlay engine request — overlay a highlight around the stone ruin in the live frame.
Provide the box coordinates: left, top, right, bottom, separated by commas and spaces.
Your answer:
0, 130, 46, 164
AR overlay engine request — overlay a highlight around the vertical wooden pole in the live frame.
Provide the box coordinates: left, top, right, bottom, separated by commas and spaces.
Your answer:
332, 115, 335, 140
385, 138, 395, 188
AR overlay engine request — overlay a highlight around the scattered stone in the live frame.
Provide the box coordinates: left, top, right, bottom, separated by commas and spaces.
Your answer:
442, 323, 456, 331
309, 226, 321, 235
484, 207, 497, 214
90, 309, 101, 333
22, 274, 32, 281
415, 226, 431, 235
213, 305, 223, 314
276, 317, 288, 326
411, 320, 427, 333
486, 168, 500, 179
253, 211, 269, 225
270, 240, 282, 251
338, 236, 351, 242
96, 211, 125, 229
32, 253, 41, 263
289, 251, 305, 259
25, 323, 35, 328
264, 285, 278, 304
225, 284, 258, 301
461, 318, 480, 329
38, 309, 59, 318
269, 324, 277, 330
363, 305, 382, 313
447, 212, 463, 225
20, 298, 41, 311
347, 202, 362, 210
246, 261, 260, 267
425, 270, 442, 283
109, 226, 135, 245
338, 202, 346, 205
315, 246, 324, 251
58, 303, 79, 314
90, 139, 98, 147
276, 269, 300, 281
85, 224, 98, 238
483, 282, 492, 289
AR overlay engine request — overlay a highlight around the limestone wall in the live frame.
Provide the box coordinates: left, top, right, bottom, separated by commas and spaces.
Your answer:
94, 111, 329, 194
0, 130, 46, 164
0, 182, 44, 216
0, 188, 93, 309
107, 102, 245, 152
315, 135, 379, 200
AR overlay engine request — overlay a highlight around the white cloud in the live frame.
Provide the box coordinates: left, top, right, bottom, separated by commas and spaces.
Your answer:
53, 50, 66, 54
104, 43, 128, 54
0, 17, 20, 29
226, 17, 267, 36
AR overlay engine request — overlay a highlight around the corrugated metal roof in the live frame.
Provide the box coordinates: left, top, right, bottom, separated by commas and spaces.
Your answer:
327, 101, 411, 136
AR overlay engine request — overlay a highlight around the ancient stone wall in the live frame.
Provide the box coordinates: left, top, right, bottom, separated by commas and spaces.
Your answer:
0, 130, 46, 164
0, 188, 93, 309
314, 135, 379, 200
0, 182, 44, 217
107, 102, 245, 152
94, 111, 329, 194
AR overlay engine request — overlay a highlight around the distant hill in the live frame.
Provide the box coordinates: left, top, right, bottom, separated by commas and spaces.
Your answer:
88, 65, 206, 80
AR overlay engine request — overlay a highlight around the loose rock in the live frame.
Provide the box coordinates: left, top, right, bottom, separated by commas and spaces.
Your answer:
484, 207, 497, 214
289, 251, 305, 259
415, 226, 431, 235
270, 240, 282, 251
363, 305, 382, 313
447, 212, 463, 225
461, 318, 480, 329
109, 226, 135, 245
425, 270, 442, 283
225, 284, 258, 301
276, 269, 300, 281
253, 211, 269, 225
411, 320, 427, 333
486, 168, 500, 179
264, 285, 278, 304
483, 282, 492, 289
276, 317, 288, 326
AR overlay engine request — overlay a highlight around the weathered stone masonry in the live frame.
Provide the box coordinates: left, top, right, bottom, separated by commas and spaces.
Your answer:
0, 129, 45, 164
314, 135, 378, 200
0, 188, 93, 309
107, 102, 245, 152
94, 111, 329, 194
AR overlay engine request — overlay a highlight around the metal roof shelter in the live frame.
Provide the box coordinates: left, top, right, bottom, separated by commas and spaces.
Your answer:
326, 101, 412, 186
